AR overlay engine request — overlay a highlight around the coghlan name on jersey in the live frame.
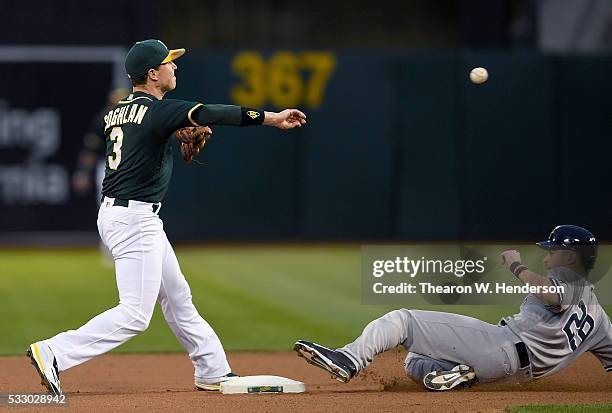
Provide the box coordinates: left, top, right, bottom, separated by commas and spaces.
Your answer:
104, 103, 148, 131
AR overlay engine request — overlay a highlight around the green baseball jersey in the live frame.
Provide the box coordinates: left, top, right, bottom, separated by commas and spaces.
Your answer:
101, 91, 203, 202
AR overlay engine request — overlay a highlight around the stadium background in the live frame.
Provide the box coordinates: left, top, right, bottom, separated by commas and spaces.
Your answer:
0, 3, 611, 409
0, 0, 610, 242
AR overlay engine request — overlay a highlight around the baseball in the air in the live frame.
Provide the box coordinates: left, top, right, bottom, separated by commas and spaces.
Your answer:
469, 67, 488, 84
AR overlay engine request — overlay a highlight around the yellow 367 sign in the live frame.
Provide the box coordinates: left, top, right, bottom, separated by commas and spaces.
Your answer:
231, 51, 336, 109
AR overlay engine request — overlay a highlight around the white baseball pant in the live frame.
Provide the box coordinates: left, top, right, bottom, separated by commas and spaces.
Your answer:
45, 197, 230, 383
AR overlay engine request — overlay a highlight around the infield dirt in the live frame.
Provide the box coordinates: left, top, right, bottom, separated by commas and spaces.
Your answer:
1, 350, 610, 412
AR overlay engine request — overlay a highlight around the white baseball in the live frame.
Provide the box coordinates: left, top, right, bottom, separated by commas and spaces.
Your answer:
470, 67, 488, 84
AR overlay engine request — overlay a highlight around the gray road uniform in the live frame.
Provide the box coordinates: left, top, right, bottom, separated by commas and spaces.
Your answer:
338, 267, 612, 384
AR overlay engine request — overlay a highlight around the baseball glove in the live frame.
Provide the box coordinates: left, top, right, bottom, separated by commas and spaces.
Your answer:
175, 126, 213, 163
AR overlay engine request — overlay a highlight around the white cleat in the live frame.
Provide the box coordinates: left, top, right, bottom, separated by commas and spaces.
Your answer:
195, 373, 240, 391
423, 364, 477, 391
27, 342, 62, 396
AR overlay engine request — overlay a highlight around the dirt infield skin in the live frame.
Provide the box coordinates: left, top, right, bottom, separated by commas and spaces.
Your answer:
1, 351, 610, 413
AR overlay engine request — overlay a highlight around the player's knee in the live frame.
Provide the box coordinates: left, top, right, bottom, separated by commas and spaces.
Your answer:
383, 308, 414, 325
120, 304, 152, 333
127, 312, 151, 333
132, 315, 151, 332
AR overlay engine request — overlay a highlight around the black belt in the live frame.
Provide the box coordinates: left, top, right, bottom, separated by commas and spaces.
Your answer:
515, 341, 531, 369
112, 198, 161, 213
499, 319, 531, 369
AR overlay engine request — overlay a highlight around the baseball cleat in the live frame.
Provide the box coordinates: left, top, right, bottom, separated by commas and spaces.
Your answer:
294, 340, 357, 383
195, 372, 240, 391
26, 341, 62, 396
423, 364, 477, 391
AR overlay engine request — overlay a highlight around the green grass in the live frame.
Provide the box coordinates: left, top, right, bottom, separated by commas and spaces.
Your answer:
506, 404, 612, 413
0, 245, 609, 355
0, 245, 386, 354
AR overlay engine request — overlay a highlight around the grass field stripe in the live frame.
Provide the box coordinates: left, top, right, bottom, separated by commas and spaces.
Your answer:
33, 343, 44, 370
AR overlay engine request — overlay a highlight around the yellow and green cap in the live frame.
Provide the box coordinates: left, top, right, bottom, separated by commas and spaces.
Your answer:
125, 39, 185, 79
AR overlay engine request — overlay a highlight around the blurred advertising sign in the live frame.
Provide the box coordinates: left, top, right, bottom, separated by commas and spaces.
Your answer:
0, 47, 128, 237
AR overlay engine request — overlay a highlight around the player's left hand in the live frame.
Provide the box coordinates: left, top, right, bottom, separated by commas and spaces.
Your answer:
264, 109, 307, 129
175, 126, 213, 163
500, 250, 522, 269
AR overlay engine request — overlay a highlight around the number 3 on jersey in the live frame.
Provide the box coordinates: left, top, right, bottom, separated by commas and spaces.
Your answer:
108, 127, 124, 170
563, 300, 594, 351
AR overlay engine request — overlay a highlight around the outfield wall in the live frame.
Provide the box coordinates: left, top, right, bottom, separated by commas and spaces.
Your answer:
1, 50, 610, 241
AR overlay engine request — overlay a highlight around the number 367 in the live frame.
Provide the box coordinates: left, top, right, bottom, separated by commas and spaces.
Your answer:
231, 51, 336, 109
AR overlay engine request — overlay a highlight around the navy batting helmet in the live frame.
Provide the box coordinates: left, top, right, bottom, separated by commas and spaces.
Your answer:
537, 225, 598, 270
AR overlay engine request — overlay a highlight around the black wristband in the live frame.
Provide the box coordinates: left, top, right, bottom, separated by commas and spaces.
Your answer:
240, 107, 264, 126
509, 261, 525, 278
514, 265, 528, 278
509, 261, 521, 273
510, 262, 528, 278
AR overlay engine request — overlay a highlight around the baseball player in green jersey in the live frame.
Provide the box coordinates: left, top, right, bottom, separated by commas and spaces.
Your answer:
27, 39, 306, 396
295, 225, 612, 391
